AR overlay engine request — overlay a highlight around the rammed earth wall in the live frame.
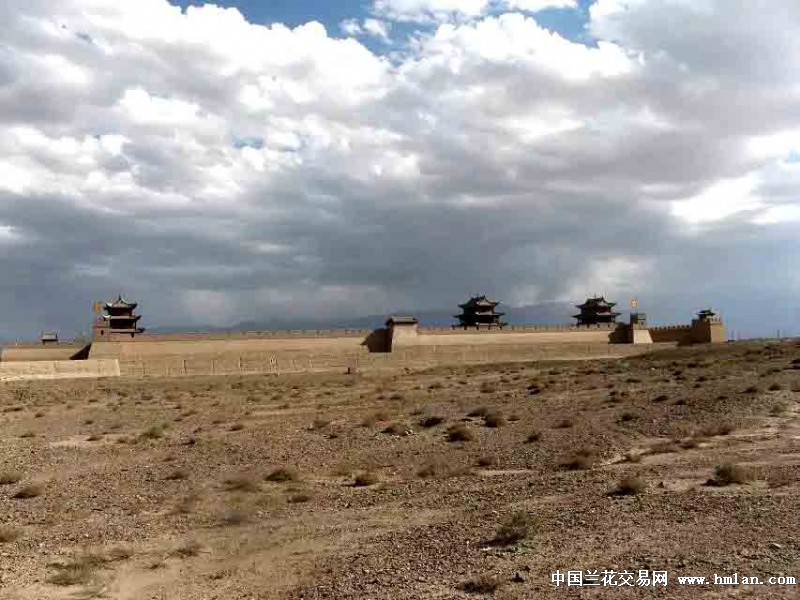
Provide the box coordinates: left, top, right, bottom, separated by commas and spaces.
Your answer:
111, 343, 670, 378
0, 359, 120, 382
0, 344, 91, 362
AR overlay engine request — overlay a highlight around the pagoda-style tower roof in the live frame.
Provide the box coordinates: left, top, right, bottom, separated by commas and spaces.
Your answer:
696, 308, 717, 320
575, 296, 617, 310
454, 294, 506, 329
105, 295, 138, 310
93, 294, 145, 340
101, 314, 142, 322
573, 296, 621, 325
458, 295, 501, 310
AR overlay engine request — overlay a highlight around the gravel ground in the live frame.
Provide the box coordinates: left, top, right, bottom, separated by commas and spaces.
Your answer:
0, 340, 798, 599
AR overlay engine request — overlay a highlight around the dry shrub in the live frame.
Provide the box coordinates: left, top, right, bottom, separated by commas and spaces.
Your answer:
361, 411, 389, 427
353, 471, 378, 487
617, 411, 637, 423
653, 394, 669, 403
613, 477, 647, 496
174, 492, 201, 514
525, 430, 541, 443
460, 573, 502, 594
447, 424, 474, 442
0, 471, 22, 485
710, 463, 757, 486
700, 421, 736, 437
140, 424, 165, 440
477, 455, 497, 467
382, 422, 411, 436
561, 449, 596, 471
48, 554, 107, 586
107, 546, 133, 562
555, 418, 574, 429
768, 382, 783, 391
417, 458, 472, 479
228, 423, 244, 431
624, 451, 643, 463
495, 511, 538, 545
770, 402, 792, 417
679, 437, 704, 449
171, 539, 202, 557
266, 467, 299, 483
13, 483, 43, 499
221, 508, 251, 526
0, 525, 21, 543
166, 468, 189, 481
287, 492, 313, 503
310, 417, 331, 430
743, 385, 760, 394
418, 415, 444, 428
649, 441, 680, 454
483, 411, 506, 428
467, 406, 489, 418
223, 474, 260, 492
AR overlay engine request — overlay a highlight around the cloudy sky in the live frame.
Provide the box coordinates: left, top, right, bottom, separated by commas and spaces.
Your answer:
1, 0, 799, 339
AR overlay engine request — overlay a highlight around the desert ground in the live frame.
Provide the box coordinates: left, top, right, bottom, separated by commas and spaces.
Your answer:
1, 340, 799, 599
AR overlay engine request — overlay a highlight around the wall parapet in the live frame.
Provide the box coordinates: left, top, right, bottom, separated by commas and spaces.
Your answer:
419, 323, 618, 334
98, 329, 380, 342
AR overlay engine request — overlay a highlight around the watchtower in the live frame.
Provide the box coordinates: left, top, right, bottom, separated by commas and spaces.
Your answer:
92, 295, 145, 340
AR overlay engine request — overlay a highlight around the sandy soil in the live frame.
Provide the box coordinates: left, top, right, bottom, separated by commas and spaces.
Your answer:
1, 340, 798, 598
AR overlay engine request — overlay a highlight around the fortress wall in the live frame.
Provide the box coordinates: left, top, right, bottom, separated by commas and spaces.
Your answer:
0, 359, 120, 382
89, 336, 374, 359
418, 323, 617, 334
649, 325, 693, 344
104, 329, 377, 342
93, 326, 616, 361
116, 343, 671, 378
409, 329, 613, 346
693, 320, 727, 344
0, 345, 90, 362
648, 321, 726, 345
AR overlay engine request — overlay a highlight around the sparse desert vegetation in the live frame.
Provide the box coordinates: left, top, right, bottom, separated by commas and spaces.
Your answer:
0, 340, 799, 598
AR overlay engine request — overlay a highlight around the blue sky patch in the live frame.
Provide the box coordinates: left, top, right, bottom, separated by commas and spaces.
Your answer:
233, 136, 264, 150
169, 0, 594, 48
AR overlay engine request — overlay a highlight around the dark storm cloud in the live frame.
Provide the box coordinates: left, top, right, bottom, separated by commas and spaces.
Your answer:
0, 0, 799, 338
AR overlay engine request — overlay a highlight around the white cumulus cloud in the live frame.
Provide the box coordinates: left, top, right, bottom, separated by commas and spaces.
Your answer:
0, 0, 799, 338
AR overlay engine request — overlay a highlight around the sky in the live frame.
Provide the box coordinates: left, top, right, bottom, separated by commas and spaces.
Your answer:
1, 0, 799, 339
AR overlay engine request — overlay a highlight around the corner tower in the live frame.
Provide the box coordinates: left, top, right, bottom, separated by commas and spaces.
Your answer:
93, 295, 145, 340
454, 295, 506, 329
573, 296, 621, 326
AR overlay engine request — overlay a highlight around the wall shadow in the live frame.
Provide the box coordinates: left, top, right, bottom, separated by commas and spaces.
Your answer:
362, 329, 390, 353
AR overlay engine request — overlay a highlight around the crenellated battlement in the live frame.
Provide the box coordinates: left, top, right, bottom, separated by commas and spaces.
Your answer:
419, 323, 619, 334
101, 328, 378, 342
